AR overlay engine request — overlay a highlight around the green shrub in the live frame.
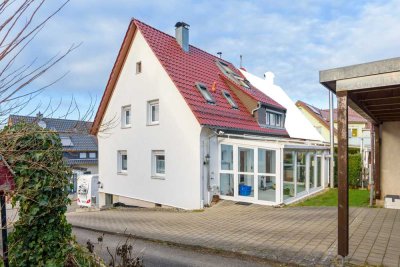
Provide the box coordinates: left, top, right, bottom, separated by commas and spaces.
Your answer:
0, 123, 73, 266
348, 153, 362, 188
333, 151, 362, 188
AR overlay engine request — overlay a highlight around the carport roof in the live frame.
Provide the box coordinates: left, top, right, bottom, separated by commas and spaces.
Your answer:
319, 57, 400, 124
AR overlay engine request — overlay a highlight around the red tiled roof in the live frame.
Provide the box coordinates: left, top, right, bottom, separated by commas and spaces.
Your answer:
91, 19, 288, 136
134, 20, 287, 136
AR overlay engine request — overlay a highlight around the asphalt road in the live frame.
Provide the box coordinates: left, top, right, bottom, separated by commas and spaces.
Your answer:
72, 227, 280, 267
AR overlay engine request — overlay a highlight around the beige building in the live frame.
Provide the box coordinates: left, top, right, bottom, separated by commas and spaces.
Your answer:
296, 100, 371, 149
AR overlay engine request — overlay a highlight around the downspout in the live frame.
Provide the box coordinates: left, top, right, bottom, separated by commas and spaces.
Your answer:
329, 91, 335, 188
251, 102, 262, 116
203, 130, 219, 205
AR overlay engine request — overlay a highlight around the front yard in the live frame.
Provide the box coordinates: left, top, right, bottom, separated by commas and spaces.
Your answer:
292, 188, 370, 207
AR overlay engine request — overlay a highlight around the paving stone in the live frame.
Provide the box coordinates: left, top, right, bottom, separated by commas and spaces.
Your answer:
67, 201, 399, 266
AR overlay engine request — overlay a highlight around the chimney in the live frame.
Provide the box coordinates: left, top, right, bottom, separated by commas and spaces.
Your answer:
264, 71, 275, 86
175, 22, 190, 52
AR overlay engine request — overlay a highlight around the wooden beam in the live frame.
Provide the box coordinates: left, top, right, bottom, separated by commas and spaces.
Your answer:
337, 91, 349, 257
373, 125, 381, 199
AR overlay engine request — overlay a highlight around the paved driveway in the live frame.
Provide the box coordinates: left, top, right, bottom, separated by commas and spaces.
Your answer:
67, 201, 400, 266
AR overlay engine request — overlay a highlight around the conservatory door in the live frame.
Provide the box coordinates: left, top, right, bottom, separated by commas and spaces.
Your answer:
237, 147, 255, 198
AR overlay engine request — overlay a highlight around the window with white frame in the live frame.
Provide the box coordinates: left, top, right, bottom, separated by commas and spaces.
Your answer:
257, 148, 277, 202
89, 152, 96, 159
121, 105, 131, 128
266, 109, 284, 128
220, 144, 234, 196
147, 100, 159, 125
79, 152, 87, 159
152, 150, 165, 177
117, 150, 127, 173
238, 147, 254, 197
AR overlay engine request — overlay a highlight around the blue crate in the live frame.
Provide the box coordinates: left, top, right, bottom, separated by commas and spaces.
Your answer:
239, 184, 252, 196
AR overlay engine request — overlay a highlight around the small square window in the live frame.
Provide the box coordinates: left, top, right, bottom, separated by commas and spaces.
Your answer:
121, 105, 131, 128
79, 152, 87, 159
118, 150, 127, 173
136, 61, 142, 74
89, 152, 96, 159
147, 100, 159, 125
152, 150, 165, 178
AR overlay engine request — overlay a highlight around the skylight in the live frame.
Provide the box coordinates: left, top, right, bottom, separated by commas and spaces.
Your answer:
222, 90, 238, 109
216, 60, 251, 89
60, 136, 73, 147
195, 83, 215, 104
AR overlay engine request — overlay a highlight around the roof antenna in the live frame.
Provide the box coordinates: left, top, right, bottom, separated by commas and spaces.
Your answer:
240, 55, 243, 68
217, 52, 222, 59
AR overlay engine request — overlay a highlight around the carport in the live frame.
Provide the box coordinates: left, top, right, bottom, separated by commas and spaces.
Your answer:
320, 57, 400, 258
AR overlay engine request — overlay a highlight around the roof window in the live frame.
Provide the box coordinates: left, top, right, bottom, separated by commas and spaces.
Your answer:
222, 90, 238, 109
195, 83, 215, 104
216, 60, 251, 89
60, 136, 73, 147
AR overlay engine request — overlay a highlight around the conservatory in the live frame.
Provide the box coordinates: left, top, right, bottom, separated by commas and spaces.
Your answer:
217, 137, 329, 205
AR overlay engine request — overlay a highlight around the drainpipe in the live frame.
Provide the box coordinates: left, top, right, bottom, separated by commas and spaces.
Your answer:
251, 102, 262, 116
329, 91, 335, 188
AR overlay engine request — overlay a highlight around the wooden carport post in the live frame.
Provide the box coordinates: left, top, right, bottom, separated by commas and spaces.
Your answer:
337, 91, 349, 258
373, 124, 381, 199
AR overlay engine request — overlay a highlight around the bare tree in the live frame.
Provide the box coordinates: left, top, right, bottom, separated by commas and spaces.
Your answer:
0, 0, 81, 123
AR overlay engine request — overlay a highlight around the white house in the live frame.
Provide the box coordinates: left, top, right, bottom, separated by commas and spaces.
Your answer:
91, 19, 330, 210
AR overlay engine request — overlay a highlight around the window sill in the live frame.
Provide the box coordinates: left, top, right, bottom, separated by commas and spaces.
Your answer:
151, 175, 165, 180
121, 125, 132, 129
117, 172, 128, 176
147, 122, 159, 126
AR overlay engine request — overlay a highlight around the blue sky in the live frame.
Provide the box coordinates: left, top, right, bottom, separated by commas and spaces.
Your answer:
12, 0, 400, 120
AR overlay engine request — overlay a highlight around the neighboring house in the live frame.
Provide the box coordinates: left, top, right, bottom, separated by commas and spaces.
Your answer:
91, 19, 329, 210
241, 71, 324, 141
296, 100, 371, 149
8, 113, 98, 192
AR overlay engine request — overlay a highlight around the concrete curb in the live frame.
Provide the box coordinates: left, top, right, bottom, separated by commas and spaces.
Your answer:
71, 224, 295, 266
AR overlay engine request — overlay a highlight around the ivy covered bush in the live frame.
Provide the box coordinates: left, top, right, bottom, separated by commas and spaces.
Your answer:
0, 122, 73, 266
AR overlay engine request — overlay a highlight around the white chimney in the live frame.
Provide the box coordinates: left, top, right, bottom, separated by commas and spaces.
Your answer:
264, 71, 275, 85
175, 22, 190, 52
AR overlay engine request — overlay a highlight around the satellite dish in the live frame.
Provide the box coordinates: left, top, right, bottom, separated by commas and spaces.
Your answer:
37, 120, 46, 129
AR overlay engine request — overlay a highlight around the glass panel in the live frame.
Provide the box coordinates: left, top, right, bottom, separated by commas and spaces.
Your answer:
283, 166, 294, 200
221, 145, 233, 170
125, 109, 130, 125
296, 152, 306, 194
283, 151, 294, 200
156, 155, 165, 174
258, 175, 276, 202
238, 147, 254, 173
238, 174, 254, 197
284, 151, 293, 164
270, 113, 275, 125
309, 153, 316, 189
317, 157, 322, 187
151, 104, 159, 122
258, 149, 276, 174
220, 174, 234, 196
121, 154, 127, 170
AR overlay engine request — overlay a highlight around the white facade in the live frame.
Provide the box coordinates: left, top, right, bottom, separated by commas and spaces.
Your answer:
97, 28, 330, 210
98, 30, 202, 210
241, 70, 324, 141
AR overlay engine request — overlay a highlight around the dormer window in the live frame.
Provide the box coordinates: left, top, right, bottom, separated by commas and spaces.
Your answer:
266, 109, 284, 128
222, 90, 238, 109
196, 83, 215, 104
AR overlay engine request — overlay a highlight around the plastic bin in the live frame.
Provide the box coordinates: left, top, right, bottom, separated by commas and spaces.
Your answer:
239, 184, 252, 196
